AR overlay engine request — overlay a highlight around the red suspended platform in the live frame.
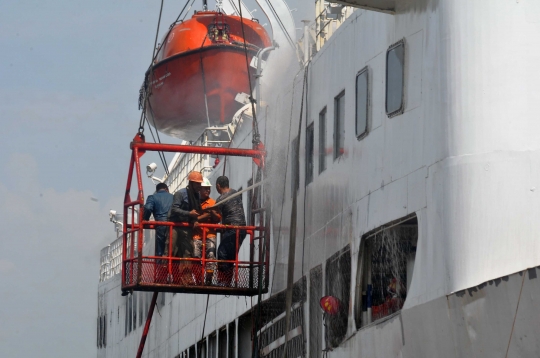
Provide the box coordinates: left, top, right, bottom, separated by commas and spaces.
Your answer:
122, 133, 270, 296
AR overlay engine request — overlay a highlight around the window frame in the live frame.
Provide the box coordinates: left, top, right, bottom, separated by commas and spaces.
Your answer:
333, 90, 346, 160
385, 39, 405, 118
355, 67, 370, 140
318, 107, 327, 174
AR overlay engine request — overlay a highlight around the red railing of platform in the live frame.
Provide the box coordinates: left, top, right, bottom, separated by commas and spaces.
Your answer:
121, 133, 269, 296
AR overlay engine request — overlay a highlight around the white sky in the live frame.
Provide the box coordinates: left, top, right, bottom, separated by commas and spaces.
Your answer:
0, 0, 312, 357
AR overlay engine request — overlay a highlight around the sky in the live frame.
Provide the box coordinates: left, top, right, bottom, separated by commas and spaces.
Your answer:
0, 0, 312, 357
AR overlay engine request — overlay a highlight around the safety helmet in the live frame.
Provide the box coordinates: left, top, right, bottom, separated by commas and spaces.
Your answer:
187, 171, 204, 183
201, 177, 212, 187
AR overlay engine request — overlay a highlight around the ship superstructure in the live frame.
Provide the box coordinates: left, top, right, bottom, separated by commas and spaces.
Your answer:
98, 0, 540, 357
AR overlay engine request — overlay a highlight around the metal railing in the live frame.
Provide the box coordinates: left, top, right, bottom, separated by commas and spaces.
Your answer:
99, 238, 123, 282
121, 133, 269, 296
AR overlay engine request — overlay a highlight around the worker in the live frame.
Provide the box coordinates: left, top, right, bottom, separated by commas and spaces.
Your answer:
167, 171, 203, 284
215, 176, 247, 280
193, 177, 222, 282
143, 182, 173, 257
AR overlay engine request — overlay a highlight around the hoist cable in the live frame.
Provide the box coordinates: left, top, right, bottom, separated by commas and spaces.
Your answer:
264, 0, 295, 49
144, 116, 169, 175
197, 295, 210, 358
271, 76, 298, 293
180, 0, 197, 21
301, 66, 309, 279
237, 0, 260, 145
281, 64, 309, 358
197, 34, 211, 128
146, 102, 170, 176
151, 0, 165, 63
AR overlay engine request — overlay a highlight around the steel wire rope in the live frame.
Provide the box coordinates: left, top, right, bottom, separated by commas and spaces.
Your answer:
271, 76, 298, 293
146, 101, 170, 176
138, 0, 197, 177
138, 0, 168, 175
237, 0, 260, 145
251, 165, 265, 358
197, 34, 211, 128
145, 119, 169, 175
263, 0, 295, 49
197, 294, 210, 358
281, 63, 309, 358
259, 71, 298, 358
301, 63, 309, 280
219, 2, 261, 175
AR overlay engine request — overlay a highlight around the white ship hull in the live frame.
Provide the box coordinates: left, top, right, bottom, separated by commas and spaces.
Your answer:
98, 0, 540, 357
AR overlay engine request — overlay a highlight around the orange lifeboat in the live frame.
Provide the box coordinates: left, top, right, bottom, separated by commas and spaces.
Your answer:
143, 11, 272, 140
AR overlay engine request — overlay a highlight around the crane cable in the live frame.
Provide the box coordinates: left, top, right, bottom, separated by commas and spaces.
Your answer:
138, 0, 196, 176
198, 34, 211, 128
281, 64, 309, 358
237, 0, 260, 145
197, 295, 210, 358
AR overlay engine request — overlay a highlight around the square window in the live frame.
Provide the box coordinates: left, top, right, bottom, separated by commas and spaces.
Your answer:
355, 68, 369, 138
334, 91, 345, 160
386, 40, 405, 116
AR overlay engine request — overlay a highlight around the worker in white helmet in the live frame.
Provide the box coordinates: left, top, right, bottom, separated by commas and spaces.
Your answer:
193, 177, 222, 283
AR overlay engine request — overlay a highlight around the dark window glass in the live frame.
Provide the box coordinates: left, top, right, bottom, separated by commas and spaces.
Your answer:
218, 327, 227, 358
386, 41, 405, 116
132, 293, 137, 332
291, 136, 299, 196
355, 215, 417, 329
306, 123, 314, 185
247, 179, 253, 226
309, 265, 323, 358
209, 333, 217, 358
355, 68, 369, 138
325, 246, 351, 348
319, 108, 326, 174
198, 339, 207, 358
103, 315, 107, 346
334, 91, 345, 160
228, 321, 236, 358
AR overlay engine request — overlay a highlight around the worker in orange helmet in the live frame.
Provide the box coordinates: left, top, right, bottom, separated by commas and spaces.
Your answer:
166, 171, 204, 284
193, 177, 222, 283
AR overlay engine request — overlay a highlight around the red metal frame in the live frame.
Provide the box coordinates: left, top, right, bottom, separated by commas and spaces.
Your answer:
122, 133, 270, 296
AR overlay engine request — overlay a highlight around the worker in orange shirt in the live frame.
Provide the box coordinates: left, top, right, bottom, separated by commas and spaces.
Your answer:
193, 177, 222, 282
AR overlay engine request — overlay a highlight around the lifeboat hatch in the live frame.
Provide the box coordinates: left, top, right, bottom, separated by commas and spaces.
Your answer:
122, 133, 269, 297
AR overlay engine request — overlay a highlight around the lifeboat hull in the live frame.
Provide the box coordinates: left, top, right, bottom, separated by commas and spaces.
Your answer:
146, 45, 256, 140
144, 11, 271, 140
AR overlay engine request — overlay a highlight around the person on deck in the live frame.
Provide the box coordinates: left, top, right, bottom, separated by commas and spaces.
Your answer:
193, 177, 222, 279
167, 171, 203, 259
215, 176, 247, 277
143, 182, 173, 257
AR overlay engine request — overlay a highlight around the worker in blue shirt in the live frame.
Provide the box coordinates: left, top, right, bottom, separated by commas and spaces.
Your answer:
143, 182, 173, 256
